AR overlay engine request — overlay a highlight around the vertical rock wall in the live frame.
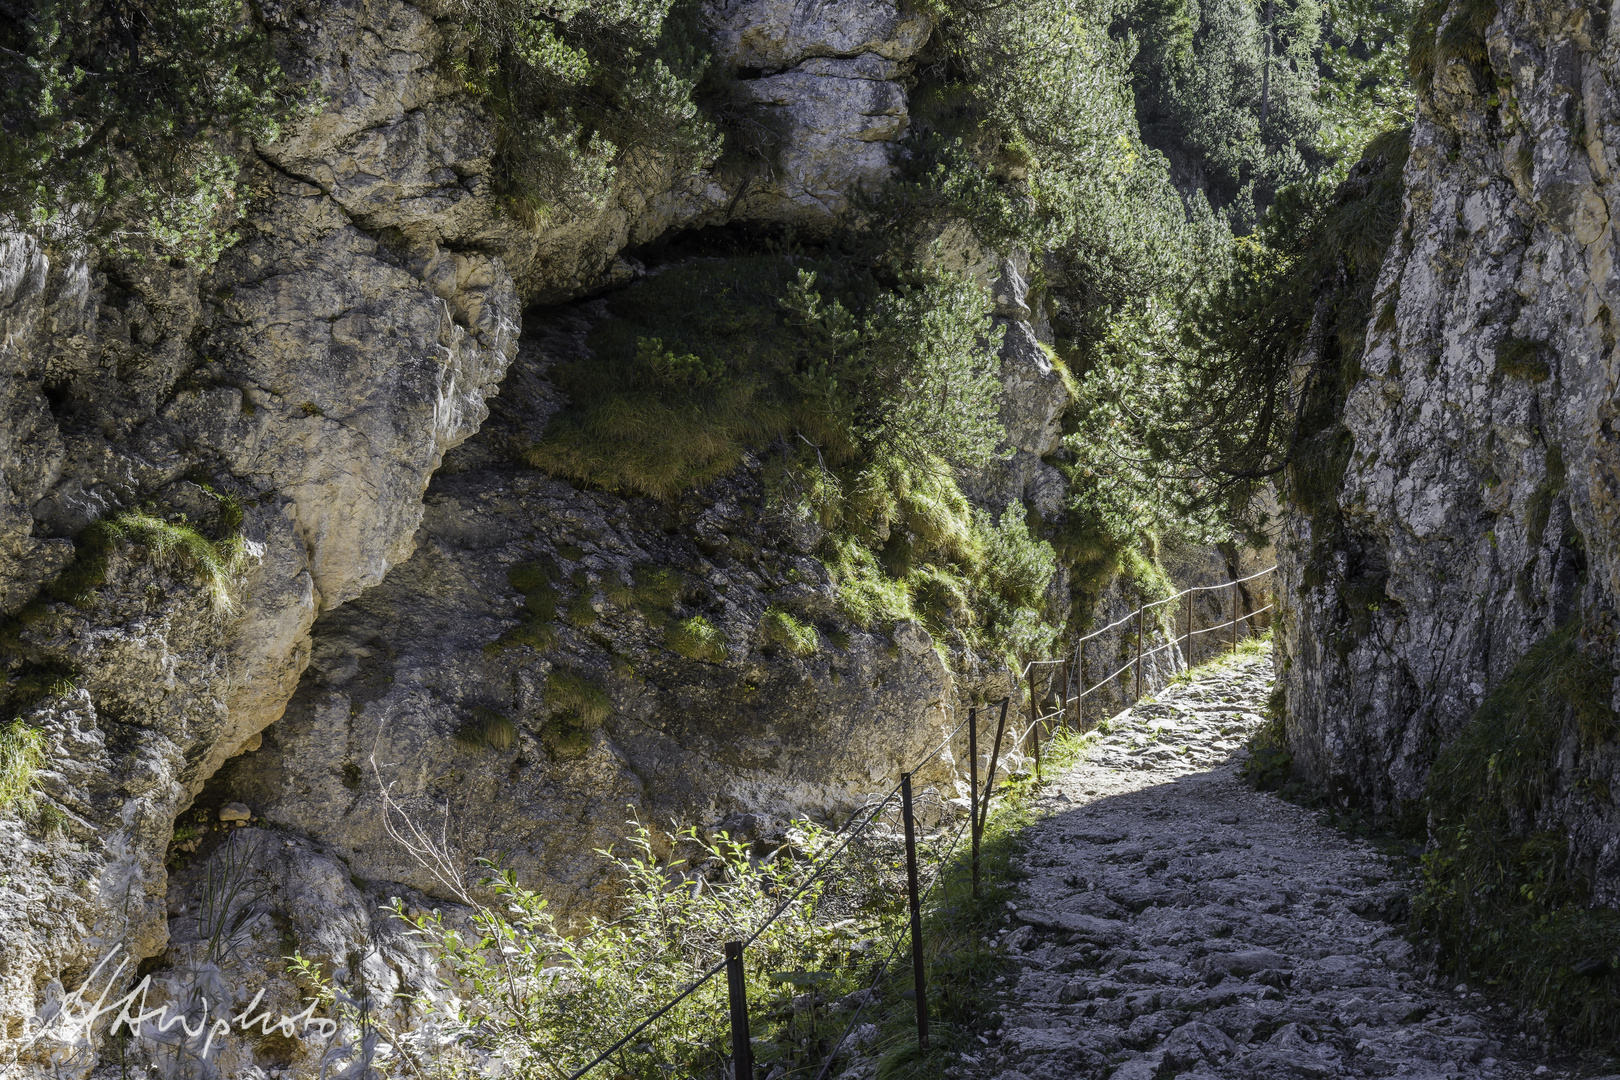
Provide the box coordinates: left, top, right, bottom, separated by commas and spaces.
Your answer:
1279, 1, 1620, 896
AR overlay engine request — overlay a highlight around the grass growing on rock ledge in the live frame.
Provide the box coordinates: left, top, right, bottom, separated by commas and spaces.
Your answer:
0, 719, 46, 814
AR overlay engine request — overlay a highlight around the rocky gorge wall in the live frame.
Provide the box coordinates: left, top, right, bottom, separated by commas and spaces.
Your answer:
0, 0, 1273, 1074
0, 0, 942, 1066
1277, 0, 1620, 897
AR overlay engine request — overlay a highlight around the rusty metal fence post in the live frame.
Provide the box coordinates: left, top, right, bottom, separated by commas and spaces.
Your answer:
725, 941, 752, 1080
1185, 588, 1193, 668
1230, 579, 1238, 653
1027, 668, 1041, 782
900, 774, 928, 1051
1135, 603, 1144, 702
1076, 638, 1084, 730
968, 706, 980, 899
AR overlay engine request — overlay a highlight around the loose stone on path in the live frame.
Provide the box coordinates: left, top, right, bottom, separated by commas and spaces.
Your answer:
955, 650, 1574, 1080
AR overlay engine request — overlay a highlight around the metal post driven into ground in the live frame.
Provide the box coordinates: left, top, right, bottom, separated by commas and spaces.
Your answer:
981, 697, 1009, 837
1135, 603, 1144, 702
1231, 579, 1238, 653
968, 706, 980, 900
1061, 656, 1072, 733
1028, 668, 1041, 782
1076, 638, 1084, 730
725, 941, 752, 1080
901, 774, 928, 1050
1185, 589, 1193, 668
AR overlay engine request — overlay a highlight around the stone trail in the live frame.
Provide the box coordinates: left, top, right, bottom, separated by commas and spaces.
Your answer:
954, 650, 1592, 1080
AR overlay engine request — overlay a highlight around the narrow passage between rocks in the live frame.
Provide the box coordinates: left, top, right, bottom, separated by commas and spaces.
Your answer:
958, 649, 1579, 1080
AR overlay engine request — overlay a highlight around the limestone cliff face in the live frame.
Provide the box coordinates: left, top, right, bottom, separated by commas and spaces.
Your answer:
1278, 2, 1620, 895
0, 0, 931, 1064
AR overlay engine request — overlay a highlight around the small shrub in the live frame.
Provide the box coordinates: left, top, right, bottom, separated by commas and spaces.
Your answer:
397, 814, 913, 1078
666, 615, 727, 662
761, 607, 817, 657
0, 0, 303, 263
0, 720, 46, 814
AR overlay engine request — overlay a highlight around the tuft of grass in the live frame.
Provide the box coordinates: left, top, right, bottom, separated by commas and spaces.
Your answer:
0, 720, 46, 814
545, 671, 612, 727
564, 593, 599, 628
540, 670, 611, 759
106, 511, 246, 613
762, 606, 818, 657
1413, 623, 1620, 1047
666, 615, 727, 663
456, 706, 518, 753
493, 558, 562, 654
608, 565, 684, 629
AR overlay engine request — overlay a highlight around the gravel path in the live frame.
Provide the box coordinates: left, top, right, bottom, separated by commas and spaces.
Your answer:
956, 650, 1587, 1080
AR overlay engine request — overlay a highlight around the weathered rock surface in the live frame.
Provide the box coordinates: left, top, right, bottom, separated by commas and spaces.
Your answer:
956, 653, 1561, 1080
0, 0, 936, 1064
1276, 0, 1620, 896
212, 379, 972, 913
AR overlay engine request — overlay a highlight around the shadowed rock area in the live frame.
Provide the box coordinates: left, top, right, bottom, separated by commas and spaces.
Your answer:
955, 652, 1577, 1080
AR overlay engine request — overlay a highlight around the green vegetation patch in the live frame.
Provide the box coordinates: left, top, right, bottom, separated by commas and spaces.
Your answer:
525, 255, 1002, 502
1240, 685, 1295, 792
0, 719, 45, 814
455, 706, 518, 753
666, 615, 726, 663
761, 607, 818, 658
491, 558, 562, 655
0, 0, 305, 263
1410, 0, 1499, 95
1413, 624, 1620, 1046
541, 669, 611, 758
1, 505, 247, 669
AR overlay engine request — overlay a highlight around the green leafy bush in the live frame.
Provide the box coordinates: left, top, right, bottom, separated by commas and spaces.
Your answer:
0, 0, 301, 262
397, 815, 914, 1078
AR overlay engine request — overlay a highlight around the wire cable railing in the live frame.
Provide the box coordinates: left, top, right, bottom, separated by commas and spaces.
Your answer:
547, 567, 1277, 1080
